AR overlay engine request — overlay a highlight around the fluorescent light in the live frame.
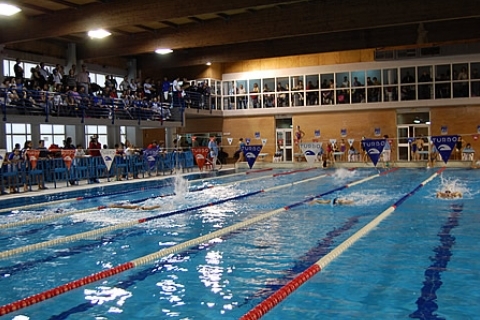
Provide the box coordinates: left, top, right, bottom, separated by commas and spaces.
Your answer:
155, 48, 173, 55
206, 62, 212, 66
88, 29, 111, 39
0, 3, 21, 16
425, 121, 431, 125
413, 119, 421, 124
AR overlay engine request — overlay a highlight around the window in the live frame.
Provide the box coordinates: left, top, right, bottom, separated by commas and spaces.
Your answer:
417, 66, 433, 100
471, 62, 480, 97
40, 124, 65, 148
120, 126, 127, 145
5, 123, 31, 151
85, 125, 108, 148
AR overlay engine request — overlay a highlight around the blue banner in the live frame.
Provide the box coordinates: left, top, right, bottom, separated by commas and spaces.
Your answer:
362, 139, 386, 166
431, 135, 459, 163
314, 130, 321, 137
242, 145, 263, 169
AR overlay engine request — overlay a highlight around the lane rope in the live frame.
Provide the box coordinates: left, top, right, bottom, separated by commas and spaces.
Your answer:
0, 169, 388, 316
0, 170, 334, 258
239, 167, 445, 320
0, 168, 326, 230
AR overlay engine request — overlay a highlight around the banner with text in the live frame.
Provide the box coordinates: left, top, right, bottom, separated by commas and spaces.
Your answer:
61, 150, 76, 170
100, 149, 117, 171
431, 135, 458, 164
0, 149, 6, 168
26, 150, 40, 170
300, 142, 323, 166
192, 147, 210, 171
242, 145, 263, 169
361, 139, 386, 166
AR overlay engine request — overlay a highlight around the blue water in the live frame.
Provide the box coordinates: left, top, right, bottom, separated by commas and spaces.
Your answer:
0, 168, 479, 319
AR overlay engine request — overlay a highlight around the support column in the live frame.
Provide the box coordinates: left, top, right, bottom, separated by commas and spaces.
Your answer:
165, 127, 176, 151
65, 43, 77, 73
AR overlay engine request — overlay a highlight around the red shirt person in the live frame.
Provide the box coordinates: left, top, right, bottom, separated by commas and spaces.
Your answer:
88, 135, 102, 157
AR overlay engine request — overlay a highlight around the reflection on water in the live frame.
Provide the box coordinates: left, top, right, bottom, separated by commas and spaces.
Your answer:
84, 286, 132, 314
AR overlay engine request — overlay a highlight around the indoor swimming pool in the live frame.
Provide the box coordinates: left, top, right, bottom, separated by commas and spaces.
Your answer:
0, 167, 479, 319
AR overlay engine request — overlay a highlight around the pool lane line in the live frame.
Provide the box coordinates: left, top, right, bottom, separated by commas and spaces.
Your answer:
246, 168, 273, 174
273, 167, 320, 177
0, 168, 243, 215
240, 167, 445, 320
0, 192, 179, 230
0, 169, 333, 258
0, 167, 301, 215
0, 168, 326, 230
0, 170, 388, 316
409, 203, 462, 319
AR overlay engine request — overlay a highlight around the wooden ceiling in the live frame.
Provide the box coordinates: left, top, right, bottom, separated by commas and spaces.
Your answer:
1, 0, 480, 67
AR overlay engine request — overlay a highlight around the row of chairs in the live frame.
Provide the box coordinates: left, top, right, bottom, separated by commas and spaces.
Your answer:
1, 151, 195, 194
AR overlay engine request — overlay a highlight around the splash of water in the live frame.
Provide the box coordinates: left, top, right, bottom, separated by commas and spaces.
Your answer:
173, 172, 190, 201
438, 176, 469, 197
332, 168, 356, 180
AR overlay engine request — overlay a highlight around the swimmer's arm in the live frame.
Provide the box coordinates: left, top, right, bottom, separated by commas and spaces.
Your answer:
309, 199, 329, 205
140, 205, 161, 210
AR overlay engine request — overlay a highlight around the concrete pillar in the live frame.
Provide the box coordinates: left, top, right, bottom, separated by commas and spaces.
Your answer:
65, 43, 77, 73
127, 58, 137, 80
165, 127, 176, 151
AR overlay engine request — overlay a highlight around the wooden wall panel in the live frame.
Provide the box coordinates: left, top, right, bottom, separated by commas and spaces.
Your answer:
143, 128, 166, 148
179, 118, 224, 135
293, 110, 397, 150
222, 116, 276, 157
431, 105, 480, 151
220, 110, 395, 158
223, 49, 375, 74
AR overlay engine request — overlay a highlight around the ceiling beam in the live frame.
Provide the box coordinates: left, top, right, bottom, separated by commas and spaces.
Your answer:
0, 0, 297, 44
138, 20, 480, 68
17, 2, 55, 14
77, 0, 480, 60
46, 0, 80, 9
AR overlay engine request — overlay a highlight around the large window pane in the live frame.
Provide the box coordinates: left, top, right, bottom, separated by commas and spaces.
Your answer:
305, 74, 319, 105
471, 62, 480, 97
291, 76, 304, 106
453, 63, 469, 97
418, 66, 433, 100
366, 69, 381, 102
248, 79, 261, 108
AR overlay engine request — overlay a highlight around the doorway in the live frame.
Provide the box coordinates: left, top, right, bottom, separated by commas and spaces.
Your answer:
275, 118, 293, 162
396, 111, 430, 161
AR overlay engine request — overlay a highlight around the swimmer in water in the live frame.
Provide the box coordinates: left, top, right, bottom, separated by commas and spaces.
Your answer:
309, 197, 354, 205
436, 190, 462, 199
108, 203, 161, 210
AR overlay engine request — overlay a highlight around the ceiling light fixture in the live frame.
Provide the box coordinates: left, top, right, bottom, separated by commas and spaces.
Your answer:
155, 48, 173, 55
0, 3, 21, 16
206, 62, 212, 66
87, 29, 111, 39
413, 119, 421, 124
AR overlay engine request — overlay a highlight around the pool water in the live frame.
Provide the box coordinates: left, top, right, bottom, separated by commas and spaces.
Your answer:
0, 168, 479, 319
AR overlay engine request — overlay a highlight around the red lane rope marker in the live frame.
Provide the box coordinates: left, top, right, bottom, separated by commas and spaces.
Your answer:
0, 169, 375, 316
0, 262, 135, 316
246, 168, 273, 174
240, 167, 445, 320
